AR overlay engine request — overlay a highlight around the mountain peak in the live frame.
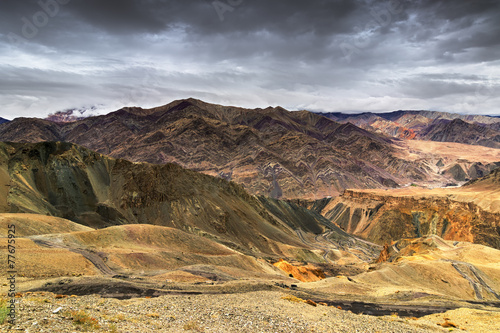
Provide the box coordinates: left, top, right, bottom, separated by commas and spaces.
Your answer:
45, 106, 98, 123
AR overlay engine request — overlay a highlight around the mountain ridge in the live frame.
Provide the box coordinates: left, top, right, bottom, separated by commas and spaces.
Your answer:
0, 99, 432, 199
1, 99, 499, 198
317, 110, 500, 124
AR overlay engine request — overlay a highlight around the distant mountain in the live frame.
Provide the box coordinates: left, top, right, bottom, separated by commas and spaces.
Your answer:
0, 117, 9, 125
0, 99, 434, 199
318, 110, 500, 148
418, 118, 500, 148
322, 110, 500, 125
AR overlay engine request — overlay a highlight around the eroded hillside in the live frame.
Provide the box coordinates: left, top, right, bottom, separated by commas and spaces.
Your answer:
0, 141, 378, 281
312, 173, 500, 249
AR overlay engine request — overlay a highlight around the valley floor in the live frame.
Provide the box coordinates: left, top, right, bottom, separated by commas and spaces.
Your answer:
4, 290, 491, 333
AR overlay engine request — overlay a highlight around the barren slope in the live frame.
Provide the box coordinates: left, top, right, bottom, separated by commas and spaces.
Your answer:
11, 224, 281, 280
301, 236, 500, 302
0, 213, 92, 237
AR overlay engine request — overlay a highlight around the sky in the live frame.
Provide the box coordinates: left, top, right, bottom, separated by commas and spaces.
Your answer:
0, 0, 499, 119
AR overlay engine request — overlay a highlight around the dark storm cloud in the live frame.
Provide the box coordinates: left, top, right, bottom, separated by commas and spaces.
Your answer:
398, 0, 500, 59
67, 0, 361, 36
3, 0, 500, 63
1, 0, 361, 38
0, 0, 499, 118
413, 0, 500, 22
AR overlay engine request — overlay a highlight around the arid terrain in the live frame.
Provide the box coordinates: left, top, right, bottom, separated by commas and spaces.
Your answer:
7, 290, 499, 333
1, 103, 500, 332
3, 0, 500, 328
2, 100, 499, 199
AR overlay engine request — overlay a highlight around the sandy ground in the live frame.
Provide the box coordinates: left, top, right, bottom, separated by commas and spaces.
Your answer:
402, 140, 500, 164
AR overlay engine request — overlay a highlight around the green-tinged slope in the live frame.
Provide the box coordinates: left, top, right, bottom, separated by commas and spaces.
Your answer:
0, 141, 375, 264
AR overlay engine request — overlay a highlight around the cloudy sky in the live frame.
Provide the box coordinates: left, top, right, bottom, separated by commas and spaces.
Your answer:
0, 0, 499, 119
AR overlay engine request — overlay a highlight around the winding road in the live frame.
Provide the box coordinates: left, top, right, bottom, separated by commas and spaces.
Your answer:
32, 238, 115, 275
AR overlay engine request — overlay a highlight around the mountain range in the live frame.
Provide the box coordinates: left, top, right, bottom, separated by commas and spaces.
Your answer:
1, 140, 499, 312
320, 110, 500, 148
1, 99, 499, 199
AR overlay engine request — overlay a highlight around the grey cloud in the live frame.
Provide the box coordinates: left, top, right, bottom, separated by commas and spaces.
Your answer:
66, 0, 362, 36
397, 74, 498, 99
0, 0, 499, 118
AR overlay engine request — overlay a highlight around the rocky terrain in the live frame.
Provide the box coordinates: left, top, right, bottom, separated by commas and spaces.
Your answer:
302, 235, 500, 302
320, 110, 500, 149
3, 290, 484, 333
393, 139, 500, 185
1, 104, 500, 331
3, 99, 497, 199
2, 235, 499, 332
309, 168, 500, 250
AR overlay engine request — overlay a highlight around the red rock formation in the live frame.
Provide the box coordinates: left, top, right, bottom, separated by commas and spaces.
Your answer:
375, 243, 391, 263
273, 259, 326, 282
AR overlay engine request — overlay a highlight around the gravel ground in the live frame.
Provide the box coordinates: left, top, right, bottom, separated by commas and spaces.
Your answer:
1, 291, 456, 333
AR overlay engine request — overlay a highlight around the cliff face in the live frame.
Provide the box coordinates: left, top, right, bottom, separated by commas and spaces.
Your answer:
317, 190, 500, 250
